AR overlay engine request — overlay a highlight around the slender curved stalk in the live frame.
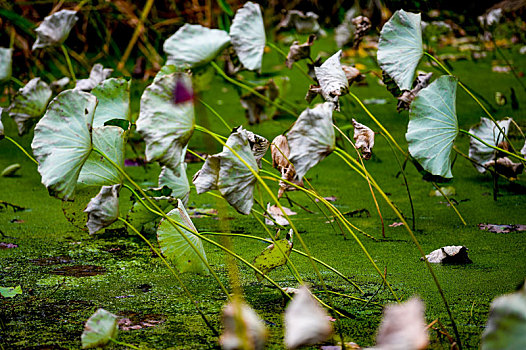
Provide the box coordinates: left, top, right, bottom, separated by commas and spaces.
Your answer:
187, 149, 206, 162
109, 337, 140, 350
118, 217, 218, 336
431, 183, 467, 226
266, 41, 313, 82
459, 129, 526, 163
4, 136, 38, 164
312, 290, 378, 306
10, 76, 24, 87
199, 98, 232, 132
60, 44, 76, 83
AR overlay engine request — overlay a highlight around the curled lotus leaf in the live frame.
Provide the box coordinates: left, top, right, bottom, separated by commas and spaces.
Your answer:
164, 24, 231, 69
287, 102, 335, 180
286, 35, 316, 69
91, 78, 131, 128
397, 72, 433, 111
75, 64, 113, 91
253, 229, 293, 280
314, 50, 349, 107
284, 285, 333, 349
31, 90, 96, 200
481, 281, 526, 350
377, 10, 423, 91
0, 48, 12, 83
235, 126, 269, 168
159, 148, 190, 206
230, 1, 266, 71
157, 199, 209, 274
374, 297, 429, 350
277, 10, 325, 36
220, 301, 267, 350
521, 139, 526, 158
406, 75, 459, 178
136, 72, 195, 174
483, 157, 524, 178
84, 184, 121, 235
271, 134, 303, 198
468, 117, 512, 173
32, 9, 78, 50
77, 126, 125, 187
352, 119, 375, 160
81, 308, 119, 349
192, 155, 220, 194
8, 78, 52, 135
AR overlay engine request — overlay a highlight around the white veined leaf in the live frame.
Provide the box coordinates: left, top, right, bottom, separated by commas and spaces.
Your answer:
7, 78, 52, 135
377, 10, 423, 91
91, 78, 131, 128
32, 9, 78, 50
157, 199, 209, 274
31, 90, 96, 200
468, 117, 512, 173
406, 75, 459, 178
314, 50, 349, 105
220, 300, 267, 350
164, 24, 231, 69
0, 47, 12, 83
284, 285, 333, 349
287, 102, 335, 180
136, 72, 195, 174
77, 126, 125, 187
81, 308, 119, 349
84, 184, 121, 235
75, 64, 113, 91
230, 2, 266, 71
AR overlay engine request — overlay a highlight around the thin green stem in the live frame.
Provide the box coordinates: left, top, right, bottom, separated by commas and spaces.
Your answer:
266, 41, 313, 82
198, 98, 232, 132
10, 76, 24, 87
4, 136, 38, 164
109, 337, 140, 350
459, 129, 525, 163
60, 44, 76, 83
431, 183, 467, 226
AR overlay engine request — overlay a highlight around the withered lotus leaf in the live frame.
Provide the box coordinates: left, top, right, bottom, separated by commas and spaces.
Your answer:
397, 72, 433, 111
271, 134, 303, 198
468, 117, 512, 173
219, 300, 267, 350
285, 35, 316, 69
84, 184, 121, 235
32, 9, 78, 50
75, 64, 113, 91
314, 50, 349, 108
352, 119, 375, 160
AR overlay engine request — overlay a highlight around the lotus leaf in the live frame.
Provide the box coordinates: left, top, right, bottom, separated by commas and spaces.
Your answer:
277, 10, 325, 36
314, 50, 349, 107
157, 199, 209, 274
91, 78, 131, 127
75, 64, 113, 91
77, 126, 125, 187
377, 10, 423, 91
468, 117, 512, 173
271, 134, 303, 198
481, 281, 526, 350
220, 301, 267, 350
159, 148, 190, 205
81, 308, 119, 349
32, 9, 78, 50
406, 75, 459, 178
136, 73, 194, 174
0, 48, 12, 82
288, 102, 335, 180
230, 2, 266, 71
84, 184, 121, 235
352, 119, 375, 160
286, 35, 316, 69
31, 90, 96, 200
164, 24, 231, 69
0, 285, 22, 298
62, 186, 100, 230
236, 126, 269, 168
253, 231, 292, 281
8, 78, 52, 135
126, 196, 174, 231
192, 155, 220, 194
284, 285, 333, 349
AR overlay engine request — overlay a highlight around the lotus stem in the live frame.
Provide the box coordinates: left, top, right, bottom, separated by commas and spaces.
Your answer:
266, 41, 313, 82
118, 217, 219, 336
108, 337, 141, 350
10, 76, 24, 87
459, 129, 526, 163
431, 182, 467, 226
4, 136, 38, 165
198, 98, 232, 132
60, 44, 76, 83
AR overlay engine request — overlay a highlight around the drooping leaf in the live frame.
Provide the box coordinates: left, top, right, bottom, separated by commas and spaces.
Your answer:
481, 282, 526, 350
374, 297, 429, 350
277, 10, 325, 36
423, 245, 472, 264
406, 75, 459, 178
284, 285, 333, 349
31, 90, 96, 200
81, 308, 119, 349
270, 134, 303, 198
7, 78, 52, 135
253, 229, 292, 280
264, 204, 296, 226
0, 47, 12, 83
288, 102, 335, 179
397, 72, 433, 111
77, 126, 125, 187
32, 9, 78, 50
164, 24, 231, 69
75, 64, 113, 91
352, 119, 375, 160
220, 300, 267, 350
483, 157, 524, 178
377, 10, 423, 91
0, 285, 22, 298
157, 199, 209, 274
229, 2, 266, 71
136, 72, 195, 174
159, 149, 190, 206
468, 117, 512, 173
285, 34, 316, 69
314, 50, 349, 108
91, 78, 131, 128
236, 126, 269, 168
84, 184, 121, 235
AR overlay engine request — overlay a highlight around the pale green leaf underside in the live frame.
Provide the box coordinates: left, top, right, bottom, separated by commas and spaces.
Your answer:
0, 48, 12, 82
159, 165, 190, 206
157, 201, 209, 275
91, 78, 131, 128
164, 24, 230, 69
78, 126, 125, 187
229, 1, 266, 71
31, 90, 96, 200
406, 75, 459, 178
32, 9, 78, 50
136, 73, 195, 174
8, 78, 52, 135
377, 9, 423, 91
81, 308, 118, 349
468, 117, 512, 173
